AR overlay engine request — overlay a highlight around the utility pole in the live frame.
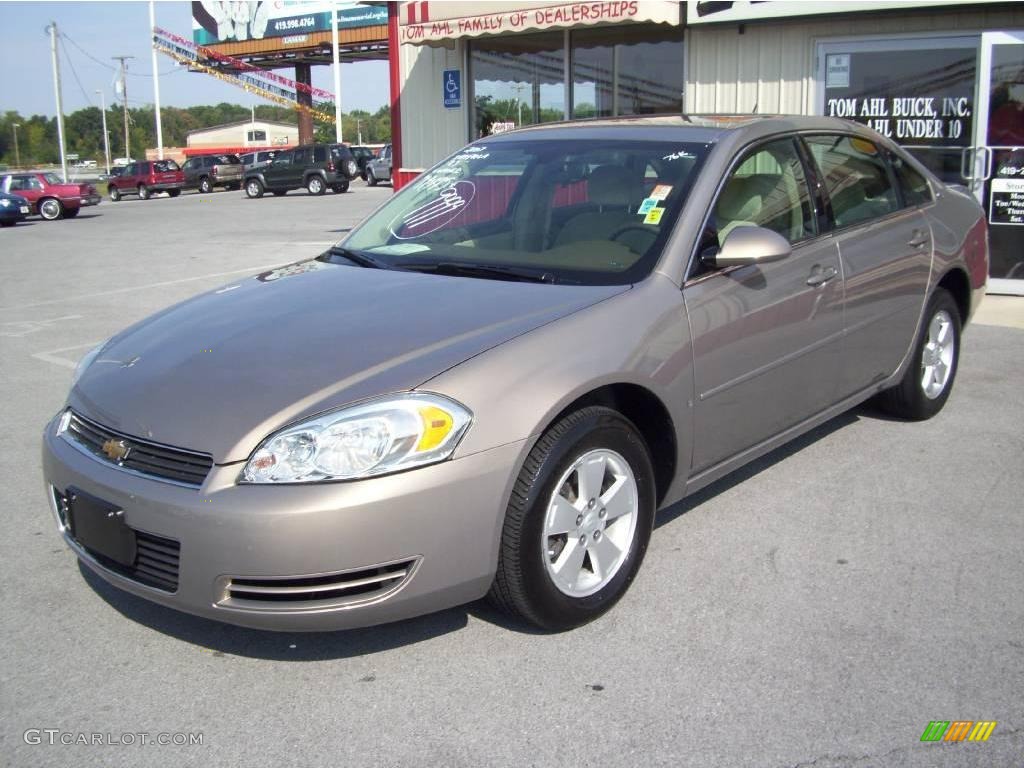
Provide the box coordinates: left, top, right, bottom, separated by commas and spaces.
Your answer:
96, 90, 111, 174
112, 55, 134, 160
331, 2, 343, 142
46, 22, 69, 181
149, 0, 163, 159
11, 124, 20, 167
357, 118, 362, 145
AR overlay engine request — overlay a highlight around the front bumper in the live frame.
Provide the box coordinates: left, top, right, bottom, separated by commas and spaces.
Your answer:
42, 418, 524, 631
0, 206, 27, 222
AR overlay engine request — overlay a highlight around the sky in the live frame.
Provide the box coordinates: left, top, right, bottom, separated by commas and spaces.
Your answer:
0, 0, 390, 117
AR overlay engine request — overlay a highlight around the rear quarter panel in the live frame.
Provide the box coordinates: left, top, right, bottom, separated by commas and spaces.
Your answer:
925, 186, 988, 323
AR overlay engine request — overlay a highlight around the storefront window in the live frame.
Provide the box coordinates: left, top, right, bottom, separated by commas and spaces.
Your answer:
470, 32, 566, 137
820, 41, 977, 183
571, 25, 685, 119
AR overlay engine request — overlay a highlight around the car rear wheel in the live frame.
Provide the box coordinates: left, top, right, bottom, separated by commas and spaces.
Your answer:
876, 288, 961, 420
198, 177, 213, 194
138, 184, 150, 200
245, 179, 264, 199
109, 186, 121, 202
332, 180, 350, 193
39, 197, 64, 220
489, 406, 655, 631
366, 168, 377, 187
307, 176, 325, 195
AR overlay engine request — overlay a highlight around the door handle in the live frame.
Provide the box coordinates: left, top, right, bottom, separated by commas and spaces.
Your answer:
907, 231, 929, 248
806, 265, 838, 287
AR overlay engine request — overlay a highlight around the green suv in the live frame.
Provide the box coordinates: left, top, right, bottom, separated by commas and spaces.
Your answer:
243, 144, 359, 198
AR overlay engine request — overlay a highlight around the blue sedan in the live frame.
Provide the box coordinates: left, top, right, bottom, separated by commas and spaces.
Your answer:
0, 191, 30, 227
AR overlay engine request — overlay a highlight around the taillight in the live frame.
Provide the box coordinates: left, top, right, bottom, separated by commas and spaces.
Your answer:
328, 161, 335, 172
212, 165, 218, 176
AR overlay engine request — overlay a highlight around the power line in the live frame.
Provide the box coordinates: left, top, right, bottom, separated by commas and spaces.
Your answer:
59, 35, 94, 108
60, 30, 181, 77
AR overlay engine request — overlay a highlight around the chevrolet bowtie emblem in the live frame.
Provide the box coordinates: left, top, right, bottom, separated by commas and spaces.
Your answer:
101, 438, 130, 463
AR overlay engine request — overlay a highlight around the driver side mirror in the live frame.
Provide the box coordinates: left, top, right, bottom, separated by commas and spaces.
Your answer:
706, 226, 792, 269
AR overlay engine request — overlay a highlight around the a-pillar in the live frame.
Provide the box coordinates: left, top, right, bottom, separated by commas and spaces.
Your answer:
295, 63, 314, 145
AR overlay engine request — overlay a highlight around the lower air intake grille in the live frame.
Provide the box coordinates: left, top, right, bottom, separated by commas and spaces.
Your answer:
81, 530, 180, 593
222, 559, 417, 610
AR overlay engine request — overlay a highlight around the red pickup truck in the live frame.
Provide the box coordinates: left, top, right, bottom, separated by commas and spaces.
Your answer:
0, 172, 101, 220
108, 160, 185, 201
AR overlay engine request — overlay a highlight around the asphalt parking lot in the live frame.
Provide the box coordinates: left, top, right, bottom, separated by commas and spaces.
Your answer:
2, 185, 1022, 767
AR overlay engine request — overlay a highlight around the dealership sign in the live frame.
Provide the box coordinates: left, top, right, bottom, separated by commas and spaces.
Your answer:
400, 1, 680, 44
192, 1, 386, 45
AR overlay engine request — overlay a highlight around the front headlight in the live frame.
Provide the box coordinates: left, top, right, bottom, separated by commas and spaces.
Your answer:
0, 199, 11, 207
241, 393, 472, 483
72, 342, 106, 386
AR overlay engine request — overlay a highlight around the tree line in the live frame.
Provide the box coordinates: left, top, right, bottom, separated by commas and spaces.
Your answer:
0, 103, 392, 166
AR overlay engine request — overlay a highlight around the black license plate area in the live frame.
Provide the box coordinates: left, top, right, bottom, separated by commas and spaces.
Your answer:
67, 488, 136, 566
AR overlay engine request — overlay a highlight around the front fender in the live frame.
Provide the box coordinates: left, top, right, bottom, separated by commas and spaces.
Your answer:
422, 274, 695, 509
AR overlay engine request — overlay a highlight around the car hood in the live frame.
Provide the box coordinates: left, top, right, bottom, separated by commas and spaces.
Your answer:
71, 260, 626, 463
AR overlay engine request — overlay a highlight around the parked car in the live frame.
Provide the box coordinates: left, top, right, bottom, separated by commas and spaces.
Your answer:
0, 191, 30, 227
239, 150, 278, 173
43, 115, 987, 633
348, 145, 376, 180
365, 143, 392, 186
243, 143, 359, 198
182, 153, 243, 193
1, 171, 101, 220
107, 160, 184, 201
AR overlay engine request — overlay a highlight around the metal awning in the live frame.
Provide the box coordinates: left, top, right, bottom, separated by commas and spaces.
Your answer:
399, 1, 682, 45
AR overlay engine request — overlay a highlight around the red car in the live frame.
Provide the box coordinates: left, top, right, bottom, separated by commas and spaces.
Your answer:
107, 160, 185, 201
0, 172, 101, 221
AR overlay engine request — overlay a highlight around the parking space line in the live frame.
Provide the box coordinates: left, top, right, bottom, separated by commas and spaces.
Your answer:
0, 263, 288, 313
0, 314, 84, 338
31, 341, 104, 370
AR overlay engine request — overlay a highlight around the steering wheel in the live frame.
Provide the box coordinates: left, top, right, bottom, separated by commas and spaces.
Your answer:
608, 223, 659, 250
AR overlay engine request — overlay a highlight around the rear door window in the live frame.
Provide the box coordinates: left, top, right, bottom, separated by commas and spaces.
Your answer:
887, 151, 932, 208
804, 135, 899, 228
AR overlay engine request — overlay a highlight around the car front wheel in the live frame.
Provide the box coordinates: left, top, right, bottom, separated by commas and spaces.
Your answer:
39, 197, 64, 220
198, 177, 212, 194
245, 179, 264, 199
109, 186, 121, 201
489, 406, 655, 631
876, 287, 961, 420
138, 184, 150, 200
366, 168, 377, 186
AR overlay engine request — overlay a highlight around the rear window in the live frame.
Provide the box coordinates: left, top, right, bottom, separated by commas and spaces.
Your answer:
153, 160, 180, 172
212, 155, 239, 165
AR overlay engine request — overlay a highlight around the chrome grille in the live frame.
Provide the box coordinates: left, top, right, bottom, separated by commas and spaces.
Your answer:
222, 559, 417, 610
63, 411, 213, 487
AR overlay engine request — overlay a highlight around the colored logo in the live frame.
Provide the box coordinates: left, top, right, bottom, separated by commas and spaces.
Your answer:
920, 721, 997, 742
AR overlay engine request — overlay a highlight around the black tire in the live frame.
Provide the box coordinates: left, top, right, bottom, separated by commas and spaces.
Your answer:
198, 177, 213, 194
245, 179, 264, 199
109, 186, 121, 202
228, 182, 241, 191
488, 406, 656, 631
875, 288, 961, 420
168, 189, 181, 198
306, 175, 325, 195
333, 180, 350, 193
39, 197, 64, 220
366, 168, 377, 187
138, 184, 150, 200
63, 207, 80, 218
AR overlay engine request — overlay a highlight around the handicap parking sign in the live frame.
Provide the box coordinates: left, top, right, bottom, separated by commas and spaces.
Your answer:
443, 69, 461, 109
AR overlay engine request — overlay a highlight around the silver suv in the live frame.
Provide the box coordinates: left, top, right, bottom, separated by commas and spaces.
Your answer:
182, 154, 243, 193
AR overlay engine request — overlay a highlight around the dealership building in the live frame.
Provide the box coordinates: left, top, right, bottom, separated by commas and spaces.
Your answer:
388, 0, 1024, 292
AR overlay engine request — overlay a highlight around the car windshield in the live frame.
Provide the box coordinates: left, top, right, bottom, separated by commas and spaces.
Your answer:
153, 160, 180, 172
342, 138, 709, 285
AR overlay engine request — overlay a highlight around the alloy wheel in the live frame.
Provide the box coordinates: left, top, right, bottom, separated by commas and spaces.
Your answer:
921, 309, 955, 399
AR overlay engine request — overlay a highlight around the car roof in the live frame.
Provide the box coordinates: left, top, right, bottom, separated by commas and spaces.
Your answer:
486, 114, 874, 145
